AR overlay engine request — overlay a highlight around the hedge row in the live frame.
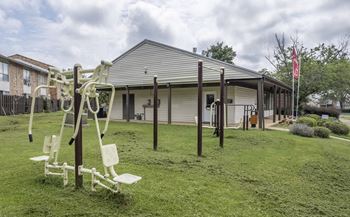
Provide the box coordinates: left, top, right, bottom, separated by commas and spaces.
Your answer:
293, 114, 349, 137
302, 105, 340, 118
289, 124, 331, 138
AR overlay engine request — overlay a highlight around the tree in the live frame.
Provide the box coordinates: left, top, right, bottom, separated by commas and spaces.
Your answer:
204, 42, 236, 64
266, 33, 350, 107
322, 60, 350, 109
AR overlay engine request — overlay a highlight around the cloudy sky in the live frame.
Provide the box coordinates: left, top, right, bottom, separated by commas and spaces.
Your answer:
0, 0, 349, 70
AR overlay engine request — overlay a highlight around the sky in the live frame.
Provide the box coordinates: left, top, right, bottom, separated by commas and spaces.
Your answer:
0, 0, 349, 71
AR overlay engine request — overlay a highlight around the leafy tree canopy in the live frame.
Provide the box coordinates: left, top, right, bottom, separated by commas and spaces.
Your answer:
265, 33, 350, 108
204, 42, 236, 64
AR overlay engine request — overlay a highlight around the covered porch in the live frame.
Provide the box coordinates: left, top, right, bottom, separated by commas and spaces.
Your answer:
227, 75, 293, 129
117, 74, 292, 129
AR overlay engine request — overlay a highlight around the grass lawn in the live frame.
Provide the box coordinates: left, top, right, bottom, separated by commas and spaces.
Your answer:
1, 112, 350, 217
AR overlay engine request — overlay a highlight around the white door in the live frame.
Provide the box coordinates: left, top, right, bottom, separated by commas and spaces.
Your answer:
203, 92, 216, 122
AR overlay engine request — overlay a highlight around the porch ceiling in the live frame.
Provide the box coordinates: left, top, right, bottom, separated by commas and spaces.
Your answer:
226, 77, 291, 92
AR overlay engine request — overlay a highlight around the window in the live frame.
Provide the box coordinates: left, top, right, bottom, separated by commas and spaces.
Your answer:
38, 74, 46, 85
0, 62, 9, 81
23, 69, 31, 86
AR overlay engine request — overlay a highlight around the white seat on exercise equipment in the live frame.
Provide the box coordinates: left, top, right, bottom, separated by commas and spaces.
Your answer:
101, 144, 142, 185
30, 155, 49, 162
30, 135, 59, 162
113, 173, 142, 184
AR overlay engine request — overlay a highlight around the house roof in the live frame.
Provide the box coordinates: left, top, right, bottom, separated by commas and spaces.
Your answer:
10, 58, 49, 74
111, 39, 291, 90
9, 54, 53, 69
112, 39, 262, 78
0, 53, 49, 74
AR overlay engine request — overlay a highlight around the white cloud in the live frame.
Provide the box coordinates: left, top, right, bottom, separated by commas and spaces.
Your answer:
0, 9, 22, 33
0, 0, 349, 71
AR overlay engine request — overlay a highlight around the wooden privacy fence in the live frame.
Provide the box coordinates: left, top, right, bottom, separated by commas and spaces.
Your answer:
0, 93, 60, 116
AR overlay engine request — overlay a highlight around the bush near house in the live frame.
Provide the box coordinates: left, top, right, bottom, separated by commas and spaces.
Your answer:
305, 114, 321, 121
313, 127, 331, 138
327, 122, 350, 135
289, 124, 314, 137
303, 105, 340, 118
317, 118, 334, 127
296, 117, 317, 127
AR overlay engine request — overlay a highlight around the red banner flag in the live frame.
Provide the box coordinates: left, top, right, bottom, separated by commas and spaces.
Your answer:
292, 47, 299, 79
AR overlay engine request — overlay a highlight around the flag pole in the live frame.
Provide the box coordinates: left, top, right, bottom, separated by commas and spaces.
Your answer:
292, 72, 295, 120
296, 56, 301, 119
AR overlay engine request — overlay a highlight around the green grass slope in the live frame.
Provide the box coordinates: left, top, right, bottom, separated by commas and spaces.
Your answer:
0, 113, 349, 217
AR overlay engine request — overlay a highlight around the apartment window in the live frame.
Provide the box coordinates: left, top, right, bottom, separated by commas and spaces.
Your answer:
23, 69, 31, 86
38, 74, 46, 85
0, 62, 9, 81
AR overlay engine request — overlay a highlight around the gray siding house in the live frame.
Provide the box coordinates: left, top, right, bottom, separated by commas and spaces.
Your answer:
108, 39, 292, 126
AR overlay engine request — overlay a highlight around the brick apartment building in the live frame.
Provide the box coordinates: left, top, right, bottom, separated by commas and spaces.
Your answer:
0, 54, 60, 99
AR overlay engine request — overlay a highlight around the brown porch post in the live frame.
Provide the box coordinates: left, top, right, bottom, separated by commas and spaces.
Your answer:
219, 68, 224, 148
0, 91, 2, 116
262, 78, 265, 130
278, 87, 281, 121
167, 83, 172, 124
153, 76, 158, 151
126, 85, 130, 122
273, 85, 277, 123
257, 79, 264, 129
197, 60, 203, 157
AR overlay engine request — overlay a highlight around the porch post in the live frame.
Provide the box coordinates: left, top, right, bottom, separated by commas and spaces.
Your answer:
0, 91, 2, 116
273, 85, 277, 123
257, 78, 264, 129
167, 83, 172, 124
262, 78, 265, 130
126, 85, 130, 122
278, 87, 281, 121
219, 68, 224, 148
197, 60, 203, 157
153, 76, 158, 151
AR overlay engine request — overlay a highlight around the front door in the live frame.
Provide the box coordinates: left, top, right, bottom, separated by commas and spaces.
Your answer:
122, 94, 135, 120
203, 92, 216, 123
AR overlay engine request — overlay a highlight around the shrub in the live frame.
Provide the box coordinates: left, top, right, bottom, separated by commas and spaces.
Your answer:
317, 119, 334, 127
289, 124, 314, 137
327, 122, 350, 135
313, 127, 331, 138
296, 117, 317, 127
303, 105, 340, 118
305, 114, 321, 121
